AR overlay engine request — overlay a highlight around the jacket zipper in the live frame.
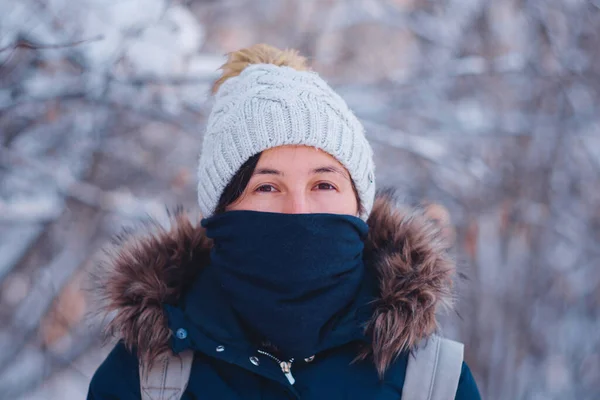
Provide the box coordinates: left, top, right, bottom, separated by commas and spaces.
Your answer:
257, 349, 296, 385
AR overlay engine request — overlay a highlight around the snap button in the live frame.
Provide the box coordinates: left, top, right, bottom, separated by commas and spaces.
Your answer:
304, 355, 315, 363
216, 345, 225, 352
175, 328, 187, 340
249, 356, 260, 366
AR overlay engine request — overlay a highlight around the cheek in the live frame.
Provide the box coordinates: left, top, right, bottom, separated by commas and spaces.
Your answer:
313, 192, 358, 215
227, 194, 285, 213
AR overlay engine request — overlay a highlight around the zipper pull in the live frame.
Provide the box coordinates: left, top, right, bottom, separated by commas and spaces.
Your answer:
280, 361, 295, 385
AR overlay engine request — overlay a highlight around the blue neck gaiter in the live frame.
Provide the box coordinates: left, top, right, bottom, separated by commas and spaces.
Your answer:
201, 210, 368, 359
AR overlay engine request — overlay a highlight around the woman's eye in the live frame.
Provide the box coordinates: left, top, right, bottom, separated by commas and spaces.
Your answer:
256, 184, 276, 192
315, 182, 336, 190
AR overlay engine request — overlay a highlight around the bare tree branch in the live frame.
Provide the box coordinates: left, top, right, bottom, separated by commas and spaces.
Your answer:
0, 146, 167, 219
0, 35, 105, 53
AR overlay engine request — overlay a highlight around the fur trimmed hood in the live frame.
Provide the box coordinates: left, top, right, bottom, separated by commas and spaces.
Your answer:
93, 192, 456, 377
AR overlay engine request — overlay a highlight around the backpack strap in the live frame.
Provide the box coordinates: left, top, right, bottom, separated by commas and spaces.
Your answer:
401, 335, 464, 400
139, 349, 194, 400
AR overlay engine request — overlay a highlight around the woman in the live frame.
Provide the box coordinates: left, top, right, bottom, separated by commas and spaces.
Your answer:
88, 44, 480, 399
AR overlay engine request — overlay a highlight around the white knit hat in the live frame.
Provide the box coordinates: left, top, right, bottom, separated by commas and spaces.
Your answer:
197, 63, 376, 220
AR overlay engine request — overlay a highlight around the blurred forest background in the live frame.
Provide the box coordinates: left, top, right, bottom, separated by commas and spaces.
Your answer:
1, 0, 599, 399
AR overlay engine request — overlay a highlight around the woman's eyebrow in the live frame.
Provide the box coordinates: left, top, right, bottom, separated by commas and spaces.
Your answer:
312, 165, 347, 176
253, 168, 282, 176
252, 166, 347, 176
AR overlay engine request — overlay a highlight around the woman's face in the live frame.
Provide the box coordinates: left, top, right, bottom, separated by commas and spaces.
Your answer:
227, 145, 359, 216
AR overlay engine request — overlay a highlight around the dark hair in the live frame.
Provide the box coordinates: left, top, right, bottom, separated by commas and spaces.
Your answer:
213, 151, 364, 215
214, 152, 263, 214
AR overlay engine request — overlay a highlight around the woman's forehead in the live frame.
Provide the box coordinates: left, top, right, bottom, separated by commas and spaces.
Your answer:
259, 145, 339, 165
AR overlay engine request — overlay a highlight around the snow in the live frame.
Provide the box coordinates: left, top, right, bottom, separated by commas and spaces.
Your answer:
1, 0, 599, 398
0, 224, 45, 282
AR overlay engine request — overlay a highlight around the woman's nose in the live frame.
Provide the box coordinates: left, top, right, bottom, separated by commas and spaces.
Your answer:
283, 193, 310, 214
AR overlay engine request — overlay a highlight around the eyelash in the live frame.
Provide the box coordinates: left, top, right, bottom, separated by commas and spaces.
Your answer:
315, 182, 336, 191
255, 184, 276, 193
254, 182, 337, 192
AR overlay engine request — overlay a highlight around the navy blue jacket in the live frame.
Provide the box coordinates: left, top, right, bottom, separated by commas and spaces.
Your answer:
88, 195, 481, 399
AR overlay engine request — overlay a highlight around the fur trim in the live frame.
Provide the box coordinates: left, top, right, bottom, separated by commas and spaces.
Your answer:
357, 193, 455, 377
91, 193, 455, 376
91, 210, 212, 364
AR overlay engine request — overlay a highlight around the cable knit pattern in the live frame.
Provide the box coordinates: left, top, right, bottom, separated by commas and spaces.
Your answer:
198, 64, 376, 220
